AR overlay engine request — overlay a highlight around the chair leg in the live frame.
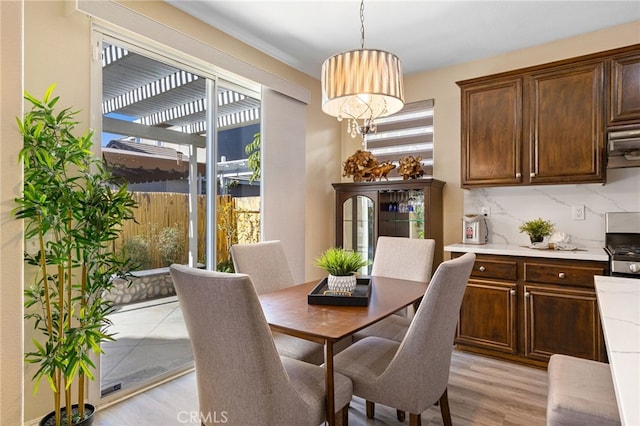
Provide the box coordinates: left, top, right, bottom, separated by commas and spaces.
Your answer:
409, 413, 422, 426
337, 404, 349, 426
396, 409, 406, 422
439, 388, 452, 426
365, 400, 375, 419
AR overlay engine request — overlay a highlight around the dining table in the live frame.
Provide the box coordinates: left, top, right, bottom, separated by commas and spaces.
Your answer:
259, 275, 429, 426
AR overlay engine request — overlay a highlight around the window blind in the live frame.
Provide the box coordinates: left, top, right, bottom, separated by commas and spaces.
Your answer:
365, 99, 434, 178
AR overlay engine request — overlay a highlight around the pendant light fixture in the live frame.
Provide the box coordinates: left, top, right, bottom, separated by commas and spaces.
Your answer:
321, 0, 405, 138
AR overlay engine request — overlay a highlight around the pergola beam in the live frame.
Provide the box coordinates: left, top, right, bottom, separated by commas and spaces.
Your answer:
103, 117, 205, 148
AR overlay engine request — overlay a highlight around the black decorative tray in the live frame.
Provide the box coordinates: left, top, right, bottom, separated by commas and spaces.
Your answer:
307, 277, 371, 306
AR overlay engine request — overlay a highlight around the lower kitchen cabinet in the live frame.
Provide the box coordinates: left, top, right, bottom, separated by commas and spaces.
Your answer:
524, 284, 603, 362
453, 252, 607, 367
457, 279, 518, 354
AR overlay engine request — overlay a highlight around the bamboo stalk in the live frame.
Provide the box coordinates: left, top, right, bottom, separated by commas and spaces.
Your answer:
78, 262, 87, 419
65, 379, 71, 426
54, 368, 61, 426
37, 221, 53, 337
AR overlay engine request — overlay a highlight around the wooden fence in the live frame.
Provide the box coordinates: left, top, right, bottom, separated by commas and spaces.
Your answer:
114, 192, 260, 270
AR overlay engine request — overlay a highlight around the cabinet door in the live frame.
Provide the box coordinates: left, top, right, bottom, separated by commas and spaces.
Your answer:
528, 62, 605, 184
337, 193, 377, 272
461, 78, 523, 187
523, 284, 604, 362
609, 52, 640, 124
456, 280, 518, 354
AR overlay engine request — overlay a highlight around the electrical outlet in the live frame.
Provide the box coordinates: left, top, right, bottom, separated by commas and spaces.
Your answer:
572, 205, 585, 221
480, 206, 490, 217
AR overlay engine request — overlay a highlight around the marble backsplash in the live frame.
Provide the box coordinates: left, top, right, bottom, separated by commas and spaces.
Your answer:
464, 167, 640, 249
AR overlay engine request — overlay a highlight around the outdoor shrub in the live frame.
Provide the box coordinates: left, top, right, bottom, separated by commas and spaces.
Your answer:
158, 225, 185, 266
123, 235, 151, 270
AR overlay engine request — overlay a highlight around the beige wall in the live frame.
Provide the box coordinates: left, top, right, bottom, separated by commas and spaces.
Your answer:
4, 0, 639, 422
1, 2, 25, 426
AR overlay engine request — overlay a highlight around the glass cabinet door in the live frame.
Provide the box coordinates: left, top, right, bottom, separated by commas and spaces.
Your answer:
379, 189, 425, 239
342, 195, 374, 274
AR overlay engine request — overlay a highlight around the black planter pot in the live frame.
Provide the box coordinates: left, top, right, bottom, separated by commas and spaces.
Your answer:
529, 235, 544, 244
40, 404, 95, 426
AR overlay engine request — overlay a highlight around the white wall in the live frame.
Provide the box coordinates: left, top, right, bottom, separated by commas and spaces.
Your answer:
465, 167, 640, 248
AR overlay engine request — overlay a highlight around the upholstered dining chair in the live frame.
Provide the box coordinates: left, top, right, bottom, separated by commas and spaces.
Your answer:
334, 252, 476, 426
230, 240, 325, 365
352, 236, 436, 342
169, 265, 353, 426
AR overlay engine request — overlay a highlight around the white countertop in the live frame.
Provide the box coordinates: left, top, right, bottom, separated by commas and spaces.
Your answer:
444, 243, 609, 262
594, 276, 640, 426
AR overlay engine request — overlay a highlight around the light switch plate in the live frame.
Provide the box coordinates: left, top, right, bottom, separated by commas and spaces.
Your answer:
572, 205, 585, 221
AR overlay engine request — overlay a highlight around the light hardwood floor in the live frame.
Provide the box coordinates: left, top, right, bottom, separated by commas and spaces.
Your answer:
94, 350, 548, 425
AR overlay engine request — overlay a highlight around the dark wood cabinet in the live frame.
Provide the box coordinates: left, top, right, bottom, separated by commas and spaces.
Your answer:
523, 284, 603, 362
461, 78, 523, 186
453, 252, 607, 367
609, 51, 640, 125
458, 44, 640, 188
457, 279, 518, 354
528, 61, 605, 184
333, 179, 444, 268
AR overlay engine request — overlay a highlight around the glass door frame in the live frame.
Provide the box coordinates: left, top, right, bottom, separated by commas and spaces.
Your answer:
89, 29, 260, 406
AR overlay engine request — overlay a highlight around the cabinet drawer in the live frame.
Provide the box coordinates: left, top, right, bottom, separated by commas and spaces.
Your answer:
471, 259, 517, 280
523, 263, 605, 287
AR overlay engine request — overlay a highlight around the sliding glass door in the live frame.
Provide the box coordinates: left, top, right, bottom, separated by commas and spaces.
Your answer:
97, 37, 261, 398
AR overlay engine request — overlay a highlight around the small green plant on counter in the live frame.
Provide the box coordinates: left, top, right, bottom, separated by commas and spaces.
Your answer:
314, 247, 369, 276
519, 218, 555, 242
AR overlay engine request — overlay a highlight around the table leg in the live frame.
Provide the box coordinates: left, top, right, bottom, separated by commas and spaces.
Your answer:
325, 339, 336, 426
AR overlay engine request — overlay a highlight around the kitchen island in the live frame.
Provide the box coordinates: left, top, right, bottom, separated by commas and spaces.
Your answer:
594, 275, 640, 426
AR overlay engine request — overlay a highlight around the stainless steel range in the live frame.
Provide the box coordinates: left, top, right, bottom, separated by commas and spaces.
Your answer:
605, 212, 640, 278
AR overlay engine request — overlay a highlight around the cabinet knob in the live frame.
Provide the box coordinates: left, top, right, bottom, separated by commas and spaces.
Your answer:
515, 173, 522, 178
558, 272, 566, 279
478, 266, 486, 272
530, 172, 536, 178
525, 291, 531, 298
510, 289, 516, 296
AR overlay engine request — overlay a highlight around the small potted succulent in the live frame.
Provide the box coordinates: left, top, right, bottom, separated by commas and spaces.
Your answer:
314, 247, 368, 292
519, 218, 555, 244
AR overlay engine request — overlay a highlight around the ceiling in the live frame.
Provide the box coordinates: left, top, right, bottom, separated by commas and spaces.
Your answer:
167, 1, 640, 79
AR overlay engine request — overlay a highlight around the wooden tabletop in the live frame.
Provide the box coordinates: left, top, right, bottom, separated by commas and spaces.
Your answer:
259, 276, 429, 343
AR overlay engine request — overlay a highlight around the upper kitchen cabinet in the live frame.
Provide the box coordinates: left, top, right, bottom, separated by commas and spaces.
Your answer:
458, 44, 640, 188
609, 51, 640, 125
528, 61, 605, 184
461, 78, 523, 186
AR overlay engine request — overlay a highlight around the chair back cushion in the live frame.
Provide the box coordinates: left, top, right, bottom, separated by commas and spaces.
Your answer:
371, 236, 436, 283
231, 240, 295, 294
380, 252, 475, 412
169, 265, 307, 425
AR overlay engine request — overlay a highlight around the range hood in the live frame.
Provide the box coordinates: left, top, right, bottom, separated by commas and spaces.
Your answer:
607, 128, 640, 168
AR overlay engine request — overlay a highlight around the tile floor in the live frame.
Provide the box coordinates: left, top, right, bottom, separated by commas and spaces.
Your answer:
100, 296, 194, 395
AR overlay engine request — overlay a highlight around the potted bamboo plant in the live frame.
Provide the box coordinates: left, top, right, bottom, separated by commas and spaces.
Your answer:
314, 247, 369, 292
14, 85, 137, 426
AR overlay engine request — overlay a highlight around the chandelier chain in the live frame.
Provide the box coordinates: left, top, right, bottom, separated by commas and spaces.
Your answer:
360, 0, 365, 49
